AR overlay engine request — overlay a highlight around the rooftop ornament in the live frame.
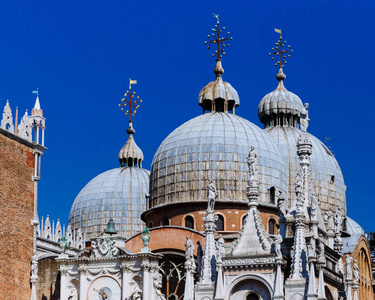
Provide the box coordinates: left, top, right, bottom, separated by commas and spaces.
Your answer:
204, 14, 233, 61
269, 28, 293, 69
118, 78, 143, 122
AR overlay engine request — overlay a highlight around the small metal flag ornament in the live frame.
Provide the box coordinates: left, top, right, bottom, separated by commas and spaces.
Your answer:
32, 88, 39, 96
204, 14, 233, 60
269, 28, 293, 68
118, 78, 143, 122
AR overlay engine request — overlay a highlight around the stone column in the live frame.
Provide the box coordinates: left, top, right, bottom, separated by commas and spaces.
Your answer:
79, 267, 87, 300
60, 269, 68, 300
306, 259, 317, 300
142, 261, 151, 300
184, 264, 196, 300
214, 261, 224, 300
346, 280, 353, 300
352, 283, 358, 300
317, 263, 326, 300
121, 265, 131, 299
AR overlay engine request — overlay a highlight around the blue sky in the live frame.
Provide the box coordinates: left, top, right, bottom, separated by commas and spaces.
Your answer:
1, 1, 374, 231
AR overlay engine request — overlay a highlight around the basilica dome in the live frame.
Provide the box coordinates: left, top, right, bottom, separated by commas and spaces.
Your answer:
258, 68, 346, 214
69, 121, 149, 239
149, 60, 288, 208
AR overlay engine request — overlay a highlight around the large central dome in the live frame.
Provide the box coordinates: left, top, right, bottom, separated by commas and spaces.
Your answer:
149, 112, 288, 208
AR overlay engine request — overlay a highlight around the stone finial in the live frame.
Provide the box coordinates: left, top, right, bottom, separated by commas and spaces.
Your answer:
118, 121, 144, 168
18, 110, 32, 141
1, 100, 15, 133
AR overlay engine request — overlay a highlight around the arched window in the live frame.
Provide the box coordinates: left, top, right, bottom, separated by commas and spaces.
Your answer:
246, 293, 259, 300
148, 221, 153, 229
163, 218, 170, 226
216, 215, 224, 231
269, 186, 276, 204
268, 219, 276, 235
185, 216, 194, 229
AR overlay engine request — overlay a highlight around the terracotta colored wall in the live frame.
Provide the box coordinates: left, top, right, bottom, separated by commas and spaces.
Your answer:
125, 227, 205, 256
37, 258, 60, 300
145, 202, 279, 235
0, 132, 35, 299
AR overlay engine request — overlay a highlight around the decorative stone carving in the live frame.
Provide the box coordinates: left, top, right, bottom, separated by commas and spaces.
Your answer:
1, 100, 14, 133
345, 255, 353, 281
68, 287, 78, 300
153, 272, 166, 300
185, 236, 195, 267
206, 180, 217, 213
352, 259, 359, 284
18, 110, 32, 141
334, 207, 343, 234
31, 255, 38, 277
247, 146, 258, 180
130, 282, 142, 300
300, 103, 310, 132
141, 227, 151, 253
308, 237, 316, 259
216, 234, 224, 263
273, 227, 283, 259
277, 191, 287, 218
90, 237, 118, 258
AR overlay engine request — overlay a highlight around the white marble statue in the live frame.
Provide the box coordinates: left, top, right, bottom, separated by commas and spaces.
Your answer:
346, 255, 353, 281
334, 207, 343, 234
353, 259, 359, 284
247, 146, 258, 179
216, 234, 225, 263
31, 255, 38, 276
185, 236, 195, 266
300, 103, 310, 132
273, 228, 283, 259
206, 180, 217, 213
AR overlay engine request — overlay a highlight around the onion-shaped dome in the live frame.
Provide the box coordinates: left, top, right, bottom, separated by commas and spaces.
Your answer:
69, 122, 149, 239
258, 68, 304, 128
119, 121, 144, 167
199, 60, 240, 114
149, 112, 288, 208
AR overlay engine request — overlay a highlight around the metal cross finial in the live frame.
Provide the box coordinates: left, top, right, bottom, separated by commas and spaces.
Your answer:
204, 14, 233, 60
269, 28, 293, 68
32, 88, 39, 97
118, 79, 143, 122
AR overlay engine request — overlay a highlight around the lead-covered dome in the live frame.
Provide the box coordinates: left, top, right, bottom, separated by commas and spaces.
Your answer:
258, 67, 346, 215
258, 68, 304, 128
69, 121, 149, 239
149, 112, 288, 208
265, 126, 346, 214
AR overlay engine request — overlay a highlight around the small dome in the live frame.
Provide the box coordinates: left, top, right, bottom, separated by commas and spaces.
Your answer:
258, 68, 304, 128
343, 217, 365, 253
149, 112, 288, 208
118, 121, 144, 167
69, 167, 149, 239
199, 60, 240, 113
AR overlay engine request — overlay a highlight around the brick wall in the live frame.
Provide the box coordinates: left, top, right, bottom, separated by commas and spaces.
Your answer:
37, 258, 60, 300
0, 132, 35, 299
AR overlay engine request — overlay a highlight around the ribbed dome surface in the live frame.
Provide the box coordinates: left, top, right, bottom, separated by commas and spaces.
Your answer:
264, 126, 346, 214
199, 78, 240, 106
69, 167, 149, 239
258, 69, 304, 127
149, 112, 288, 208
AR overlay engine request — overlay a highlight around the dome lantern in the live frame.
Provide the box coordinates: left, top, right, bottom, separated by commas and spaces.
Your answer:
199, 15, 239, 114
258, 29, 304, 128
118, 79, 144, 168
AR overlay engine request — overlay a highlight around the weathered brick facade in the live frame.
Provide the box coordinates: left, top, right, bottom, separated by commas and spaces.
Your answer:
0, 130, 35, 299
37, 258, 60, 300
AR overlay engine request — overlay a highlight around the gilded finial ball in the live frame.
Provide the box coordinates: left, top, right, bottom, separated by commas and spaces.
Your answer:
121, 108, 123, 111
118, 104, 121, 107
230, 37, 233, 40
140, 100, 143, 102
137, 96, 139, 98
204, 41, 208, 44
223, 27, 226, 30
212, 54, 215, 57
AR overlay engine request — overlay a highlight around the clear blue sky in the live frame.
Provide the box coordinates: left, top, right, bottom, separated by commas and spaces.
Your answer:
1, 1, 374, 231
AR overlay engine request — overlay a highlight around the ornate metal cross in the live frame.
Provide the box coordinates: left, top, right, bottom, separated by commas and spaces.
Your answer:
204, 14, 233, 60
118, 79, 142, 122
269, 28, 293, 68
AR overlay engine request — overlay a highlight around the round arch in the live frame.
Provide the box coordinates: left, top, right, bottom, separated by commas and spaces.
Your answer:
225, 274, 273, 300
